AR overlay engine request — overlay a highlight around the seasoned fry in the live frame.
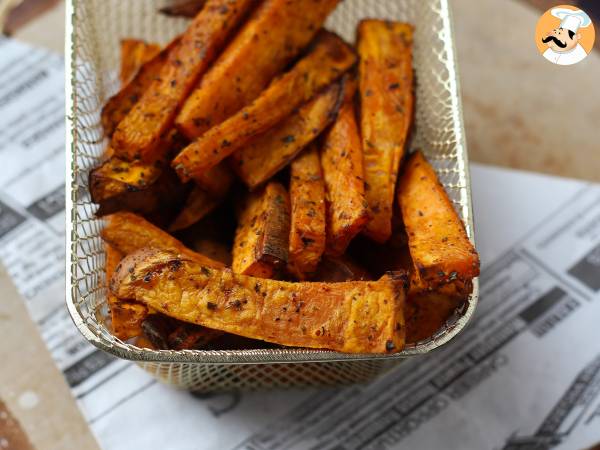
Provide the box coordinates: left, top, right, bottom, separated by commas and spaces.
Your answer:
288, 145, 326, 278
89, 157, 185, 217
102, 211, 225, 268
230, 80, 345, 189
111, 248, 407, 353
172, 31, 357, 181
102, 37, 180, 137
120, 39, 161, 84
358, 20, 414, 243
105, 243, 148, 340
397, 151, 480, 288
159, 0, 207, 17
169, 186, 220, 232
321, 94, 369, 255
176, 0, 339, 138
111, 0, 255, 161
232, 182, 290, 278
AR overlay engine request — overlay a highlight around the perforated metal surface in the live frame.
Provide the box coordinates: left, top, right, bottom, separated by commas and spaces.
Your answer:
65, 0, 478, 392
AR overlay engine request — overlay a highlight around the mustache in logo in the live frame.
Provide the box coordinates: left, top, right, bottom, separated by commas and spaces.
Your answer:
542, 35, 567, 48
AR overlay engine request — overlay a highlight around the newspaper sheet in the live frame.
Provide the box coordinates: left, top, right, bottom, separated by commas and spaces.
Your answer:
1, 37, 599, 450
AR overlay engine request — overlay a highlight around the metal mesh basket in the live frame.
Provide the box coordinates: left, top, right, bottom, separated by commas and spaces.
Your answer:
66, 0, 478, 392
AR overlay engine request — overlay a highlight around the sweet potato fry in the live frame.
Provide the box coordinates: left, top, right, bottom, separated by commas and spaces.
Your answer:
105, 243, 148, 340
232, 182, 290, 278
168, 323, 224, 350
89, 157, 185, 217
172, 31, 357, 181
102, 37, 180, 137
321, 95, 369, 255
288, 145, 326, 278
230, 80, 345, 189
176, 0, 340, 139
159, 0, 207, 18
397, 151, 480, 288
111, 248, 407, 353
358, 20, 414, 243
111, 0, 255, 161
101, 211, 225, 268
169, 186, 220, 232
120, 39, 161, 84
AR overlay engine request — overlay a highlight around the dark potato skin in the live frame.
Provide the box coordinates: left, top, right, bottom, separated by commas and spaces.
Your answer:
111, 248, 407, 353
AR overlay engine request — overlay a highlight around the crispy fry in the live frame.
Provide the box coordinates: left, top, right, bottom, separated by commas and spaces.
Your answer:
172, 31, 357, 181
105, 243, 148, 340
288, 145, 326, 278
89, 157, 186, 217
120, 39, 161, 84
397, 151, 480, 288
101, 211, 225, 268
169, 186, 220, 232
111, 0, 255, 161
321, 95, 369, 255
102, 37, 180, 137
159, 0, 207, 17
176, 0, 339, 138
358, 20, 414, 243
168, 323, 224, 350
111, 248, 407, 353
232, 182, 290, 278
230, 80, 344, 189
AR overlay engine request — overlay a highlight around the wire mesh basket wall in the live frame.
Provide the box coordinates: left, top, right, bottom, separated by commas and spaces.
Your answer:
66, 0, 478, 392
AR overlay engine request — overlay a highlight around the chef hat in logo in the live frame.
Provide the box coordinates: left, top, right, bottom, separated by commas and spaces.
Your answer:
551, 7, 592, 33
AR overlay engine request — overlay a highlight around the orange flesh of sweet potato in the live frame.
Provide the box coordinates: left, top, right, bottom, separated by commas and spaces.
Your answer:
176, 0, 340, 139
171, 31, 357, 181
105, 243, 148, 340
405, 291, 466, 344
101, 211, 224, 268
397, 151, 480, 287
120, 39, 161, 84
111, 0, 255, 161
312, 255, 371, 282
90, 157, 163, 202
193, 162, 234, 198
232, 182, 290, 278
358, 20, 414, 243
288, 145, 326, 279
230, 80, 345, 190
111, 248, 406, 353
102, 37, 180, 137
321, 96, 369, 256
169, 186, 220, 232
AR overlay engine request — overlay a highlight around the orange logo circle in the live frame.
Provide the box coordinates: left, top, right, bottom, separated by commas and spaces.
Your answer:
535, 4, 595, 65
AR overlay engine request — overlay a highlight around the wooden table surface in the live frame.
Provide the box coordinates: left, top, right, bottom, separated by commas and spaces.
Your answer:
0, 0, 598, 449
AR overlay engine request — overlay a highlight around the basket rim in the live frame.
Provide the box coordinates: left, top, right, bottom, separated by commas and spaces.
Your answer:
64, 0, 479, 365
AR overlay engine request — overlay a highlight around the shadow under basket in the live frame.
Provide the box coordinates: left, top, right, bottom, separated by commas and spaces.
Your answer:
66, 0, 479, 392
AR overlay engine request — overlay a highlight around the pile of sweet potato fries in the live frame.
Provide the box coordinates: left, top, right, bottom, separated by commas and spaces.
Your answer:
92, 0, 480, 354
